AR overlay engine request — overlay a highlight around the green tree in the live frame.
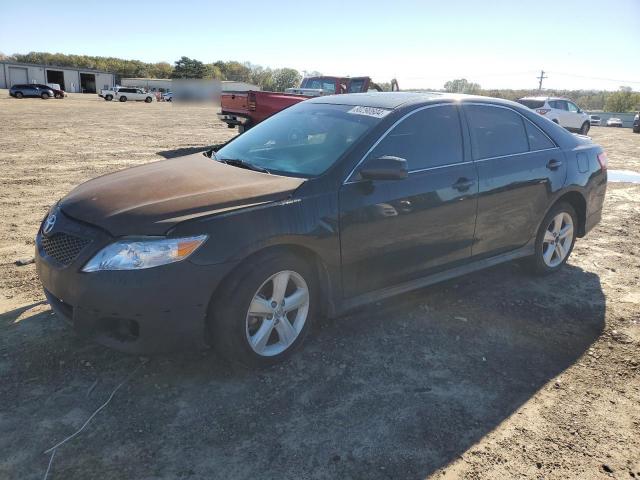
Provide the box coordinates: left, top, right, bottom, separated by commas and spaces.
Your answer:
171, 56, 206, 79
444, 78, 481, 94
271, 68, 302, 92
604, 88, 640, 112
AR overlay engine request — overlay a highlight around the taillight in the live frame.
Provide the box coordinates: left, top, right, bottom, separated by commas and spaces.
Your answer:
536, 108, 551, 115
247, 92, 256, 111
597, 152, 608, 171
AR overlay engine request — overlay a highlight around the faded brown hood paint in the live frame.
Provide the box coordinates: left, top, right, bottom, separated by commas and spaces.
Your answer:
60, 153, 305, 236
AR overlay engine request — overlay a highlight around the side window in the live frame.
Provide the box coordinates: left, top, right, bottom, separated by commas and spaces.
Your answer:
524, 120, 555, 151
348, 79, 365, 93
557, 101, 568, 111
368, 105, 463, 171
567, 102, 579, 113
466, 105, 528, 159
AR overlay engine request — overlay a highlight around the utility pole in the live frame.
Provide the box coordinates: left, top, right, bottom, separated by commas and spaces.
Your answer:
537, 70, 547, 91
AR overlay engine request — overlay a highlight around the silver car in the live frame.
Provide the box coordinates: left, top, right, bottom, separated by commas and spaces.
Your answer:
9, 84, 54, 99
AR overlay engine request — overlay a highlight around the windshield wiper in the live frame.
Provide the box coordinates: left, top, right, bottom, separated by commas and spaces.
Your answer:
218, 158, 270, 174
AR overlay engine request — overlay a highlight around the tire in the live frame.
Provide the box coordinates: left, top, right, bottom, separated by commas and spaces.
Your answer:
54, 93, 62, 99
105, 94, 113, 101
633, 127, 640, 134
579, 122, 590, 135
145, 96, 152, 103
119, 96, 127, 102
41, 92, 50, 99
14, 92, 23, 99
525, 202, 578, 275
208, 251, 317, 367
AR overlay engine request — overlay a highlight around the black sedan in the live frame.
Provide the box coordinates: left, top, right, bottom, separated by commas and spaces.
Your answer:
36, 92, 607, 367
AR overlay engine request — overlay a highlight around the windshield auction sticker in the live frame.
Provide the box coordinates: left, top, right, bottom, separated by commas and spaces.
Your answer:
347, 106, 391, 118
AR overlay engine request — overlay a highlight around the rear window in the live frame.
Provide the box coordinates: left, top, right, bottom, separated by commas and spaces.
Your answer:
517, 99, 545, 109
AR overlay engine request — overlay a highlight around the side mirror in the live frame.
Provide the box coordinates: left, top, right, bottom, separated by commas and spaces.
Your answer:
359, 156, 408, 181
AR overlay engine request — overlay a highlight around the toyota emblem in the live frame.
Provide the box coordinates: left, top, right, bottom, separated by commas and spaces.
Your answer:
43, 214, 57, 235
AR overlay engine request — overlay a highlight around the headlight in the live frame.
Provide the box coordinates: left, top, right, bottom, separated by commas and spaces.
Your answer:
82, 235, 207, 272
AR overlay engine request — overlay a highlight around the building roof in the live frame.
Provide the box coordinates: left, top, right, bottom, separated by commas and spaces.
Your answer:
0, 60, 114, 75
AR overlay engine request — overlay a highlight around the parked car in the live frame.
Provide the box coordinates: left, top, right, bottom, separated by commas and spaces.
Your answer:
99, 86, 121, 101
589, 115, 601, 126
35, 92, 607, 366
32, 83, 65, 99
45, 83, 67, 98
218, 75, 398, 132
115, 88, 154, 103
633, 112, 639, 133
162, 91, 173, 102
606, 117, 623, 127
517, 96, 590, 134
9, 84, 54, 99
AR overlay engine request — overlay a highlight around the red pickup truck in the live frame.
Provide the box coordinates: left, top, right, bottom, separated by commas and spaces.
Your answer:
218, 76, 397, 132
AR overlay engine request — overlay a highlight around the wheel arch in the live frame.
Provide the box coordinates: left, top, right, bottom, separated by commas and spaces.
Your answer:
208, 243, 338, 321
547, 190, 587, 237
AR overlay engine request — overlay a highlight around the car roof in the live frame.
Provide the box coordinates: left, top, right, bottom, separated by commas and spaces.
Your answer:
306, 91, 529, 111
520, 96, 571, 101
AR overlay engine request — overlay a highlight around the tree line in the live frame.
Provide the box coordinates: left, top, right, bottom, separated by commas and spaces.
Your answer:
441, 78, 640, 112
2, 53, 638, 110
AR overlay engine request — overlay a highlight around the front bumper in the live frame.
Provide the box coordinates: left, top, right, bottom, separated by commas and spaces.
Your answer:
35, 211, 238, 354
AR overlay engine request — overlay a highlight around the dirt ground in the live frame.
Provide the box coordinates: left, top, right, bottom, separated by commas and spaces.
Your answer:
0, 92, 638, 480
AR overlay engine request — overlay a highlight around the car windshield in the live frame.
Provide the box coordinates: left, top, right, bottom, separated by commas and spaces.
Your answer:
216, 103, 386, 177
517, 99, 545, 109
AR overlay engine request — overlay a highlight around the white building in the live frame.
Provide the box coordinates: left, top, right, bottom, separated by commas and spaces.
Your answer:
0, 61, 115, 93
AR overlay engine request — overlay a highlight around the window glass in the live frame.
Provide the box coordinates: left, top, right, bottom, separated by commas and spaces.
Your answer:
348, 79, 366, 93
466, 105, 529, 159
368, 105, 463, 170
216, 103, 384, 177
567, 102, 579, 112
517, 99, 545, 109
524, 120, 555, 151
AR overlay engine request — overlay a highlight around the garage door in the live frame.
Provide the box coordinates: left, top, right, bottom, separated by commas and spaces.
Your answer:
9, 67, 28, 86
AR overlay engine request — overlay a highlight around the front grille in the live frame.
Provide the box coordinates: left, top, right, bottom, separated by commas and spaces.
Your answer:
41, 232, 91, 266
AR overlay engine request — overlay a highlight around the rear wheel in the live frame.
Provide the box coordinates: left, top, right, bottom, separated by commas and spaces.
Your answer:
209, 251, 317, 367
579, 122, 590, 135
119, 96, 127, 102
54, 93, 62, 99
105, 94, 113, 101
41, 92, 50, 99
525, 202, 577, 275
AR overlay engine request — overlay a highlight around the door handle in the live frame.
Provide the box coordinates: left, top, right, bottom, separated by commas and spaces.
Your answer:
452, 178, 474, 191
546, 159, 563, 170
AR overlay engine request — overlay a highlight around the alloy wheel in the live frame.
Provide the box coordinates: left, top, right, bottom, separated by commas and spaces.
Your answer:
542, 212, 574, 267
245, 270, 309, 356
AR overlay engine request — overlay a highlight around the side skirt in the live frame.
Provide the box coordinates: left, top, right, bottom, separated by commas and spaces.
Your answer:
335, 240, 535, 315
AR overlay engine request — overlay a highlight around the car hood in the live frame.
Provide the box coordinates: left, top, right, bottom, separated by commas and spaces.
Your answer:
59, 153, 305, 236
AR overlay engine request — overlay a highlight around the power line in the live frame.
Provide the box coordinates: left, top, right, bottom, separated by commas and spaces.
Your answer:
549, 72, 640, 85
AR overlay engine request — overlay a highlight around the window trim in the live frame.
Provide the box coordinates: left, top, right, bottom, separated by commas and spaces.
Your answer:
343, 103, 464, 184
463, 102, 559, 161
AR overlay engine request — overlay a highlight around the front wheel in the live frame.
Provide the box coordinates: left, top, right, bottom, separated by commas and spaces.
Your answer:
41, 92, 50, 99
525, 202, 577, 275
209, 252, 316, 367
145, 96, 152, 103
119, 96, 127, 102
105, 94, 113, 101
579, 122, 590, 135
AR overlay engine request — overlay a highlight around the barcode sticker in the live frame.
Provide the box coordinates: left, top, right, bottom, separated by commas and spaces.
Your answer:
347, 106, 391, 118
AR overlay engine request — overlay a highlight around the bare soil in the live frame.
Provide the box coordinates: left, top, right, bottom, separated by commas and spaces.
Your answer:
0, 92, 638, 480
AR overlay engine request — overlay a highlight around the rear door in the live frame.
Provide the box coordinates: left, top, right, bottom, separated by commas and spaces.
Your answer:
339, 104, 478, 298
463, 103, 566, 258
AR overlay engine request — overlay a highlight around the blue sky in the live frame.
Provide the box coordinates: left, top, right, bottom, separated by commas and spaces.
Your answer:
1, 0, 639, 90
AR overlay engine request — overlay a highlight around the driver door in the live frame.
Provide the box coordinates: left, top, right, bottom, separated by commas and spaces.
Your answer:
338, 105, 478, 298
